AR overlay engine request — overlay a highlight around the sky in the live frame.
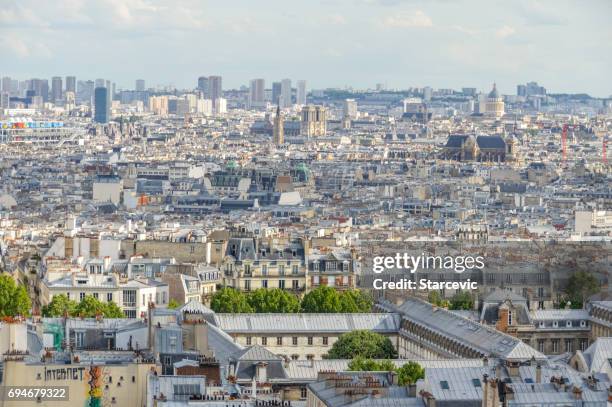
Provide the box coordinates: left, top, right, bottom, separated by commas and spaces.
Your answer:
0, 0, 611, 96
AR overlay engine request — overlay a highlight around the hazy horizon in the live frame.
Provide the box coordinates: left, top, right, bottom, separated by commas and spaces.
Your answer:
1, 0, 611, 97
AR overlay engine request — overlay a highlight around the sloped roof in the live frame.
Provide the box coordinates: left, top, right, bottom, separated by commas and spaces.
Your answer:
236, 345, 283, 361
385, 298, 545, 361
179, 299, 214, 315
582, 338, 612, 374
213, 313, 400, 334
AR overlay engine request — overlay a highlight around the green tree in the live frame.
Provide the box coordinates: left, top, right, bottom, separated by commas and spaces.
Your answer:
449, 291, 473, 310
348, 356, 395, 372
565, 271, 599, 308
167, 299, 181, 309
0, 274, 31, 317
247, 288, 300, 313
103, 301, 125, 318
210, 287, 253, 313
301, 286, 342, 313
339, 290, 373, 313
327, 330, 397, 359
396, 361, 425, 385
428, 291, 450, 308
42, 294, 78, 317
74, 295, 106, 317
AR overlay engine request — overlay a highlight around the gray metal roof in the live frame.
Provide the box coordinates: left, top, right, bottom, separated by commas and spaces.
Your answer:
213, 313, 400, 334
384, 298, 545, 361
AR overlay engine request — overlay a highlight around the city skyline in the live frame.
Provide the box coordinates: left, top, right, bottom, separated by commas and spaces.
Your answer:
0, 0, 611, 96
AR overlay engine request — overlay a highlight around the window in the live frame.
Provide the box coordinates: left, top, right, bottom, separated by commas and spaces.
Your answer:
472, 378, 481, 388
508, 311, 513, 326
244, 265, 251, 275
292, 280, 299, 290
173, 384, 201, 398
292, 337, 298, 346
93, 292, 99, 300
538, 340, 545, 353
261, 337, 267, 346
307, 337, 313, 345
262, 280, 268, 289
537, 287, 544, 297
440, 381, 450, 390
306, 354, 314, 361
580, 339, 588, 351
244, 280, 251, 291
246, 337, 252, 345
552, 339, 559, 353
162, 292, 166, 304
262, 265, 268, 275
580, 320, 586, 327
277, 337, 283, 346
107, 293, 113, 302
278, 280, 285, 289
300, 388, 307, 399
142, 294, 145, 306
565, 339, 573, 352
75, 332, 85, 348
322, 337, 328, 346
552, 321, 558, 328
80, 292, 85, 301
292, 265, 299, 274
279, 265, 285, 275
291, 354, 299, 360
566, 321, 572, 327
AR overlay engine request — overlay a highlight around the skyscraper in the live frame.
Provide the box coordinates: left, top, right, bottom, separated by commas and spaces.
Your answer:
136, 79, 145, 92
271, 82, 282, 104
343, 99, 358, 119
197, 76, 209, 96
1, 77, 11, 94
296, 80, 307, 105
95, 78, 105, 88
77, 80, 94, 105
249, 78, 265, 108
65, 76, 76, 93
273, 105, 284, 145
30, 79, 49, 102
51, 76, 63, 103
208, 76, 222, 101
280, 78, 292, 108
94, 87, 110, 123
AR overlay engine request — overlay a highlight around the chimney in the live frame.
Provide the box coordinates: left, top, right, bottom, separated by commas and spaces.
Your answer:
103, 256, 111, 272
536, 364, 542, 384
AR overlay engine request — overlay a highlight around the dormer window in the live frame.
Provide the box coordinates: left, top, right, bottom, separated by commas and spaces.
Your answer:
552, 321, 558, 328
580, 320, 586, 327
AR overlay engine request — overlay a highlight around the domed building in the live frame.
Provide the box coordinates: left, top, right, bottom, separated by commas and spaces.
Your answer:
485, 83, 505, 118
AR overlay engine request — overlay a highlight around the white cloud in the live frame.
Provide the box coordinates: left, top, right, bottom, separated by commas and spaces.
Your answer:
0, 33, 51, 58
496, 25, 516, 39
381, 11, 433, 28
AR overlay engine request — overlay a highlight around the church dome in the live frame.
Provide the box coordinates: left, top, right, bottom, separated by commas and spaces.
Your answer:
488, 83, 500, 99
